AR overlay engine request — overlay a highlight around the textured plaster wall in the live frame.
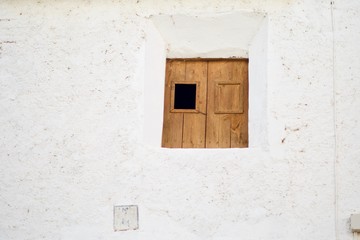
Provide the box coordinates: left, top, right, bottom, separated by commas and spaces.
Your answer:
0, 1, 359, 240
334, 1, 360, 238
150, 12, 265, 58
249, 18, 268, 149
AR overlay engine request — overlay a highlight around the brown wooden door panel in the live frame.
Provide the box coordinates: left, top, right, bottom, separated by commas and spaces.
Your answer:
215, 82, 244, 114
206, 60, 248, 148
162, 59, 248, 148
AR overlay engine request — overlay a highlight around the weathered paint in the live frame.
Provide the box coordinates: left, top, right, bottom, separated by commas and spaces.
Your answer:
0, 1, 359, 240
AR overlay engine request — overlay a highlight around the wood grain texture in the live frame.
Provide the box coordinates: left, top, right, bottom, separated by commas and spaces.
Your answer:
162, 60, 185, 148
215, 82, 243, 114
206, 60, 248, 148
162, 59, 248, 148
182, 114, 206, 148
206, 61, 229, 148
182, 61, 207, 148
185, 61, 207, 114
230, 60, 248, 148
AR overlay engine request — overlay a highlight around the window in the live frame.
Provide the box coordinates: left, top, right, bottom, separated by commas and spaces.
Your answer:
173, 83, 197, 110
162, 59, 248, 148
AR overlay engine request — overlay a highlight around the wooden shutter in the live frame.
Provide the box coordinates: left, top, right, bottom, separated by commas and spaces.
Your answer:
162, 59, 248, 148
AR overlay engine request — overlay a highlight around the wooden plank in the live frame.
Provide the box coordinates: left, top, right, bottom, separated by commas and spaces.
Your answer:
161, 60, 185, 148
182, 61, 207, 148
205, 110, 219, 147
182, 114, 206, 148
206, 60, 232, 148
185, 61, 207, 113
230, 60, 248, 148
218, 114, 231, 148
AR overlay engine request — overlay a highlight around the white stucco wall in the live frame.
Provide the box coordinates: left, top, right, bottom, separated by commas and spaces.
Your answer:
249, 18, 268, 149
0, 1, 359, 240
143, 21, 166, 147
150, 12, 265, 58
334, 1, 360, 238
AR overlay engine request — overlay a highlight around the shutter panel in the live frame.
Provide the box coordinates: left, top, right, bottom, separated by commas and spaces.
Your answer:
206, 60, 248, 148
162, 59, 248, 148
162, 60, 207, 148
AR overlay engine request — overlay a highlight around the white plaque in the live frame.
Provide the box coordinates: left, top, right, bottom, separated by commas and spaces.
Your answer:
114, 205, 139, 231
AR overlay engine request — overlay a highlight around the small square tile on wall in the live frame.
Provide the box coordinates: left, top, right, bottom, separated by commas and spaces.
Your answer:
114, 205, 139, 231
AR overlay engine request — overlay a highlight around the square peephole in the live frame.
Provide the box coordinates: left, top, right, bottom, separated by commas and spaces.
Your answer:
174, 83, 197, 109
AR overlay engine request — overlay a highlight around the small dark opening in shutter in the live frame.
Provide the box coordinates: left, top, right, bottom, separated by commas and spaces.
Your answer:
174, 83, 197, 109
